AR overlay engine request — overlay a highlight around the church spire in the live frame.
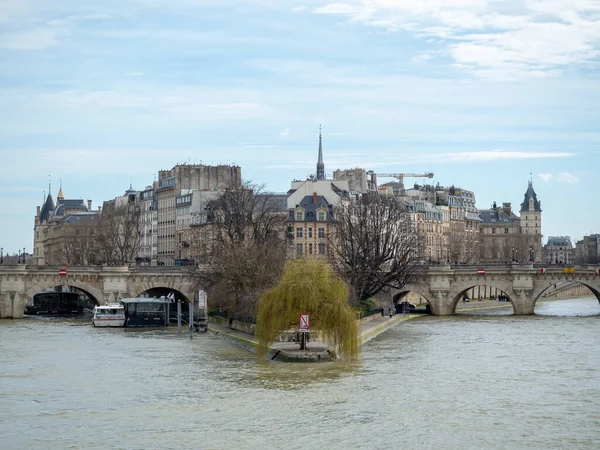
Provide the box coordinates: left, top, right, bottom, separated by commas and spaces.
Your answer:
316, 125, 325, 181
57, 179, 64, 202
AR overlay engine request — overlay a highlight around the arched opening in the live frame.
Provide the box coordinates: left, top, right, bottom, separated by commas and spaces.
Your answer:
452, 284, 515, 315
393, 291, 431, 314
25, 285, 99, 315
134, 287, 191, 316
534, 281, 600, 316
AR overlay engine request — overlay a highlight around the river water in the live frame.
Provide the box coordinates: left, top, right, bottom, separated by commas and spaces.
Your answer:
1, 298, 599, 450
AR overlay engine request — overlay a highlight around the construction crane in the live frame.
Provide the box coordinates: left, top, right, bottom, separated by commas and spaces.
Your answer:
376, 172, 434, 195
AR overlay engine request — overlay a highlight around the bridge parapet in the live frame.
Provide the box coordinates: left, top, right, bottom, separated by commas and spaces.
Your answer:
0, 265, 202, 318
393, 264, 600, 316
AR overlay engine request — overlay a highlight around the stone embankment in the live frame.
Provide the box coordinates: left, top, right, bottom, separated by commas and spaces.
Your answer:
208, 312, 421, 362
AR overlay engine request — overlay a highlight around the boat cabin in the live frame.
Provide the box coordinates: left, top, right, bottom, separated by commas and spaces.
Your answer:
121, 297, 171, 327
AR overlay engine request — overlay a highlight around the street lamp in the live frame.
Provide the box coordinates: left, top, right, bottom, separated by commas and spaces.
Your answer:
0, 247, 3, 264
18, 249, 21, 264
529, 246, 534, 262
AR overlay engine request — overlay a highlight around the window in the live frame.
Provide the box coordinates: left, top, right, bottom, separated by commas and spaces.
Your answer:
318, 243, 325, 255
296, 244, 303, 256
492, 228, 496, 234
296, 211, 303, 221
296, 228, 303, 238
505, 228, 509, 234
308, 228, 313, 238
317, 211, 326, 221
318, 227, 325, 238
308, 243, 313, 254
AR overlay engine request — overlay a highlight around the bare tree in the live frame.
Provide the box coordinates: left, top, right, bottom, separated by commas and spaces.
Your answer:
329, 194, 424, 309
199, 181, 288, 320
60, 221, 98, 265
95, 200, 141, 266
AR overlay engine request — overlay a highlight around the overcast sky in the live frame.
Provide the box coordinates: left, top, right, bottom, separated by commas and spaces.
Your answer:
0, 0, 599, 254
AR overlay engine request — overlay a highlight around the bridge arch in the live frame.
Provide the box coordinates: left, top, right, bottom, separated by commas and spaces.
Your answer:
393, 289, 431, 306
25, 280, 103, 306
532, 280, 600, 308
447, 279, 517, 315
131, 285, 193, 304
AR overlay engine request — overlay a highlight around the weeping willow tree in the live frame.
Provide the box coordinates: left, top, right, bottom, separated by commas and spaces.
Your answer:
256, 259, 360, 360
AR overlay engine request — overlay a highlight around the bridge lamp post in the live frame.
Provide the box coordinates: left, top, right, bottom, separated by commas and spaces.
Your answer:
1, 247, 3, 264
18, 250, 21, 264
529, 246, 534, 262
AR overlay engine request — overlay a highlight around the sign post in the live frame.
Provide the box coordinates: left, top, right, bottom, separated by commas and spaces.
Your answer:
299, 314, 310, 350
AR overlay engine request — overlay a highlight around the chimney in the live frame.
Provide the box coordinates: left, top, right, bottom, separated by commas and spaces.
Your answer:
87, 200, 92, 210
313, 192, 318, 204
502, 202, 511, 216
98, 206, 102, 213
37, 206, 41, 215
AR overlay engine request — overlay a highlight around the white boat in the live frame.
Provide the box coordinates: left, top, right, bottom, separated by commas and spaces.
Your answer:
92, 303, 126, 327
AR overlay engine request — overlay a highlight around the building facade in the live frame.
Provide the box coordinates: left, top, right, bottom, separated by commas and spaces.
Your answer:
478, 181, 543, 264
33, 185, 96, 265
288, 193, 335, 258
543, 236, 574, 265
156, 164, 241, 265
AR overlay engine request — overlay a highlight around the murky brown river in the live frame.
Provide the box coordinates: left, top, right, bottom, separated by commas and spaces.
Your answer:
1, 297, 599, 449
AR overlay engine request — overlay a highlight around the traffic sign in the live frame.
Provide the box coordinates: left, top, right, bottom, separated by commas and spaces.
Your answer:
569, 267, 575, 274
477, 269, 486, 275
58, 269, 67, 276
563, 267, 569, 274
299, 314, 310, 333
597, 268, 600, 274
539, 268, 546, 274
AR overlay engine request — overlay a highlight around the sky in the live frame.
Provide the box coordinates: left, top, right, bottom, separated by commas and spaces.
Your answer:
0, 0, 599, 255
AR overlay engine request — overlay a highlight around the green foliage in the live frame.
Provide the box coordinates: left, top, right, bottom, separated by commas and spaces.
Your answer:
255, 259, 360, 360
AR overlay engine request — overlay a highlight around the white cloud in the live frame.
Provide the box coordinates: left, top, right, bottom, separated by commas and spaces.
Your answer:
279, 128, 291, 137
538, 172, 579, 183
412, 150, 574, 162
312, 0, 600, 78
292, 5, 308, 13
556, 172, 579, 183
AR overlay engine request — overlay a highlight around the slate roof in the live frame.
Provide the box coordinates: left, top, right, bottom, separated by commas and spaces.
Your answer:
479, 208, 520, 224
520, 181, 542, 212
39, 193, 55, 223
288, 195, 335, 222
546, 236, 571, 247
63, 212, 98, 224
257, 193, 288, 212
54, 199, 88, 216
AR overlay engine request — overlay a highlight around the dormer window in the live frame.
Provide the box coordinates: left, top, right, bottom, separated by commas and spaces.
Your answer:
317, 211, 326, 221
296, 211, 304, 221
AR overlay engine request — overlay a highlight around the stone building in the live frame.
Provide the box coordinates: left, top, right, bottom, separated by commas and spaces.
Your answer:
288, 193, 336, 258
478, 180, 543, 264
156, 164, 241, 266
407, 184, 479, 264
543, 236, 574, 265
33, 185, 97, 265
575, 234, 600, 264
332, 168, 377, 196
138, 186, 157, 265
403, 198, 446, 264
478, 202, 521, 263
519, 180, 543, 262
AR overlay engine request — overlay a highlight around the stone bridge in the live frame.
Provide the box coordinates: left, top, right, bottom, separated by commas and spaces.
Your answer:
395, 264, 600, 316
0, 265, 200, 318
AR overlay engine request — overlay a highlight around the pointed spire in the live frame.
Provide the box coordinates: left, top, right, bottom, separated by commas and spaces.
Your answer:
57, 179, 64, 201
48, 174, 51, 196
316, 125, 325, 181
